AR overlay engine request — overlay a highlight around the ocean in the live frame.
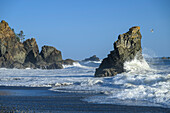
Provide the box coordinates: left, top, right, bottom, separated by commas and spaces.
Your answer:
0, 57, 170, 109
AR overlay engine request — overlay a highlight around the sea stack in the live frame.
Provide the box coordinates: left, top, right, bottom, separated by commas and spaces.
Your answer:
95, 26, 143, 77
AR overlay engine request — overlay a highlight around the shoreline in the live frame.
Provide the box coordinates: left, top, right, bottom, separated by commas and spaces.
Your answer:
0, 86, 170, 113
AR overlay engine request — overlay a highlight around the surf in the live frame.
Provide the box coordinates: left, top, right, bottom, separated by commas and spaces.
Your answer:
0, 57, 169, 108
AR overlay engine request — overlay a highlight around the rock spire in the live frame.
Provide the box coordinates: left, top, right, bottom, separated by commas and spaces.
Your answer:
95, 26, 143, 77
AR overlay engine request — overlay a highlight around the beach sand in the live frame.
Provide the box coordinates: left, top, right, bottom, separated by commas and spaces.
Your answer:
0, 86, 169, 113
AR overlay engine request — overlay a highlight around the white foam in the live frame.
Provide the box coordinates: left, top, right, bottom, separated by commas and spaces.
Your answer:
124, 58, 153, 73
83, 58, 170, 108
63, 62, 91, 69
0, 57, 170, 108
83, 60, 102, 64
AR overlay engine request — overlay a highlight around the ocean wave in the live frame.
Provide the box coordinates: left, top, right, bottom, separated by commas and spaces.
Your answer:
83, 58, 170, 108
62, 62, 93, 69
0, 57, 170, 108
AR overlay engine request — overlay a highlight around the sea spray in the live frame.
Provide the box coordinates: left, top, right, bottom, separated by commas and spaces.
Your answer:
124, 57, 153, 73
84, 58, 170, 108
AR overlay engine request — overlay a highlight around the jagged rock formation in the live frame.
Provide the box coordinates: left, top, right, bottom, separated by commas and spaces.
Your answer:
23, 38, 39, 63
83, 55, 100, 62
40, 45, 62, 63
0, 20, 27, 68
95, 26, 143, 77
35, 45, 63, 69
0, 20, 75, 69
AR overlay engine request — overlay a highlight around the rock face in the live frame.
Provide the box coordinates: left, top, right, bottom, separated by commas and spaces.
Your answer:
40, 45, 62, 63
23, 38, 39, 63
83, 55, 100, 62
0, 20, 27, 68
0, 20, 75, 69
35, 45, 63, 69
95, 26, 143, 77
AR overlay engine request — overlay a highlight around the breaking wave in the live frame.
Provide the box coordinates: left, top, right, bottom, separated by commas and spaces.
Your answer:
124, 58, 152, 73
62, 62, 89, 68
0, 57, 170, 108
83, 58, 170, 108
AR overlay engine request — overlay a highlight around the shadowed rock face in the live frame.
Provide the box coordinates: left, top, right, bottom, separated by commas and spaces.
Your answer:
40, 45, 62, 63
95, 26, 143, 77
35, 45, 63, 69
23, 38, 39, 63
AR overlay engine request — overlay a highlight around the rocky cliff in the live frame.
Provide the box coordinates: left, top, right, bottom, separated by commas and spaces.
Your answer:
0, 20, 75, 69
95, 26, 143, 77
0, 20, 26, 68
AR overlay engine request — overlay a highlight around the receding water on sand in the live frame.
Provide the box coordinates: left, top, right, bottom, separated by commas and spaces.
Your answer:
0, 58, 170, 112
0, 86, 170, 113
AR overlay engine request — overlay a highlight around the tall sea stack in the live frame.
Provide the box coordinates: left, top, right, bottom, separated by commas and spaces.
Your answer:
95, 26, 143, 77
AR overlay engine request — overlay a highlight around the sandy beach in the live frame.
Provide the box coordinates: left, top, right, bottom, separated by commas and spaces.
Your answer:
0, 86, 169, 113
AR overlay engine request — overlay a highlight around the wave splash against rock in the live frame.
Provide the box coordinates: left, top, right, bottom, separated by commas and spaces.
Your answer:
95, 26, 143, 77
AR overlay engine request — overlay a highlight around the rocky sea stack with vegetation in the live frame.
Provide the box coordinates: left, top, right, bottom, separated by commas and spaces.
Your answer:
0, 20, 75, 69
95, 26, 143, 77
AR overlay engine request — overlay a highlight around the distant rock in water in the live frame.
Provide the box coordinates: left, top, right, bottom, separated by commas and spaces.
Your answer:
161, 57, 170, 59
0, 20, 75, 69
62, 59, 76, 65
95, 26, 143, 77
83, 55, 100, 62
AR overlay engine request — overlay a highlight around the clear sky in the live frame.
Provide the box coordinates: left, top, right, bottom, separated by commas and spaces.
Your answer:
1, 0, 170, 60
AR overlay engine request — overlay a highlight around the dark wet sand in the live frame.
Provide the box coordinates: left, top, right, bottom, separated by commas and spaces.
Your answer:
0, 86, 169, 113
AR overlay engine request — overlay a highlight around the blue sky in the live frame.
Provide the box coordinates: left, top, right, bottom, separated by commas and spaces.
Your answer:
1, 0, 170, 59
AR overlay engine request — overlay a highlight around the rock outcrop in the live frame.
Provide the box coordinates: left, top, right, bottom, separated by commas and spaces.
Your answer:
0, 20, 75, 69
61, 59, 76, 65
83, 55, 100, 62
95, 26, 143, 77
35, 45, 63, 69
23, 38, 39, 63
40, 45, 62, 63
0, 20, 27, 68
